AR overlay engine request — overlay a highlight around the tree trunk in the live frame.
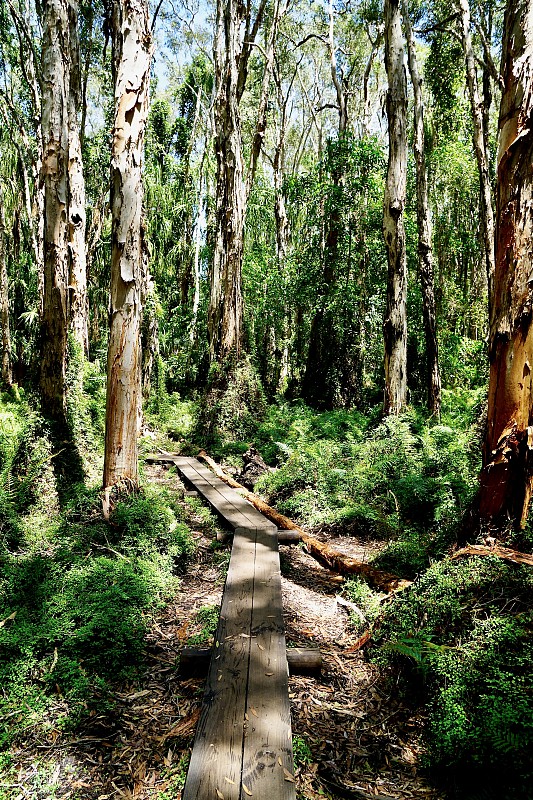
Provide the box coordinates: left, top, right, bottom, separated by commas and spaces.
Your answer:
39, 0, 71, 423
208, 0, 280, 364
457, 0, 495, 305
207, 0, 246, 362
478, 0, 533, 529
103, 0, 152, 489
402, 0, 441, 416
67, 0, 88, 355
383, 0, 408, 416
0, 182, 12, 388
302, 1, 352, 410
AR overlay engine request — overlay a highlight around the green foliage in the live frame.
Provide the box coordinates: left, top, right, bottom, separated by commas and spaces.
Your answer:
278, 134, 387, 405
342, 577, 382, 633
195, 357, 267, 449
255, 402, 478, 571
292, 734, 313, 768
0, 465, 196, 747
187, 604, 219, 647
373, 558, 533, 790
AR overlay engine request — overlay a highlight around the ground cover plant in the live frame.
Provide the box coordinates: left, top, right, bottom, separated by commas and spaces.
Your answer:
0, 388, 198, 753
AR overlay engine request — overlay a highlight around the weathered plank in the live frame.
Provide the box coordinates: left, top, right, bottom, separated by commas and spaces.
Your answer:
174, 458, 256, 530
175, 458, 276, 531
182, 527, 257, 800
241, 525, 295, 799
179, 646, 322, 677
146, 453, 276, 532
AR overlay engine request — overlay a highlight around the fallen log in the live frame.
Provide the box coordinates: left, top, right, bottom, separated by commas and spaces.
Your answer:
197, 450, 412, 593
452, 544, 533, 567
179, 646, 322, 677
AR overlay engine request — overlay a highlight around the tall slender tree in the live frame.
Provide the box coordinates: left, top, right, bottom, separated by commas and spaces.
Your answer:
479, 0, 533, 528
383, 0, 408, 415
39, 0, 71, 424
402, 0, 441, 416
103, 0, 152, 489
67, 0, 88, 355
208, 0, 284, 363
0, 178, 12, 388
457, 0, 495, 304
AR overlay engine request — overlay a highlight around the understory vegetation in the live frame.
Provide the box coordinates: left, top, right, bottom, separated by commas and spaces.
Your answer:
2, 365, 531, 798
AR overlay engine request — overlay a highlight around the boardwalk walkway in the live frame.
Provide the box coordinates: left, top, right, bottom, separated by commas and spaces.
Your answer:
146, 455, 296, 800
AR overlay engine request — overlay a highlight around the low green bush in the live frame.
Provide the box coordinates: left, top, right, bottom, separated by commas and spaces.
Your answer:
373, 557, 533, 794
0, 480, 196, 747
255, 404, 478, 568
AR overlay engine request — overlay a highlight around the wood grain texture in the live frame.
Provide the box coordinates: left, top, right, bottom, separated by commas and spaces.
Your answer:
178, 458, 276, 530
174, 458, 257, 530
241, 525, 295, 800
182, 526, 257, 800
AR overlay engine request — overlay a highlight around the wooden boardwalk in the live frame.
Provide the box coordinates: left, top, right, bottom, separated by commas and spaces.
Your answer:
147, 455, 296, 800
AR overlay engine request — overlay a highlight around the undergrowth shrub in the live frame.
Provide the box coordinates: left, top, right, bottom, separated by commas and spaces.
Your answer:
195, 356, 267, 449
255, 404, 478, 572
0, 482, 196, 747
342, 577, 382, 633
373, 557, 533, 795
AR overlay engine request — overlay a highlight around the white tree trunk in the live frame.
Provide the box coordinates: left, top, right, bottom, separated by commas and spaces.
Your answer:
383, 0, 408, 415
103, 0, 152, 488
67, 0, 88, 355
458, 0, 495, 304
402, 0, 441, 416
39, 0, 71, 422
208, 0, 246, 362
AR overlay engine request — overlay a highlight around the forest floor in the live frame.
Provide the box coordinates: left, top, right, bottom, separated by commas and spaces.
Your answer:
5, 461, 445, 800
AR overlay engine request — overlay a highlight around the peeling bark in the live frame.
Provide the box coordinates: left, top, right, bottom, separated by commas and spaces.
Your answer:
479, 0, 533, 528
103, 0, 152, 489
39, 0, 71, 423
67, 0, 88, 355
402, 0, 441, 416
208, 0, 283, 363
383, 0, 408, 415
207, 0, 246, 362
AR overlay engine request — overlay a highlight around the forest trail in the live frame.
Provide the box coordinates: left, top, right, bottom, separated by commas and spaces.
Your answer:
147, 456, 296, 800
4, 463, 444, 800
145, 461, 444, 800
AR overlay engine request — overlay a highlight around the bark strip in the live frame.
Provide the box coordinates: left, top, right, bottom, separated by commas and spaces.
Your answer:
103, 0, 152, 488
479, 0, 533, 528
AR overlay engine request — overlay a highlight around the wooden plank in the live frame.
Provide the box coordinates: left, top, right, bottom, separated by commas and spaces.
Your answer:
179, 459, 276, 530
241, 526, 295, 800
182, 526, 257, 800
174, 458, 254, 530
175, 458, 276, 532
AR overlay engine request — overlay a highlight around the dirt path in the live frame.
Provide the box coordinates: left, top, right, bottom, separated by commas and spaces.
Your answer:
5, 464, 444, 800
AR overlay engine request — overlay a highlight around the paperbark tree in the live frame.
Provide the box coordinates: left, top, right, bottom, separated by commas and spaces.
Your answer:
383, 0, 408, 415
402, 0, 441, 416
67, 0, 88, 355
39, 0, 71, 423
457, 0, 496, 304
207, 0, 258, 362
479, 0, 533, 528
103, 0, 152, 489
0, 179, 12, 388
208, 0, 284, 363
